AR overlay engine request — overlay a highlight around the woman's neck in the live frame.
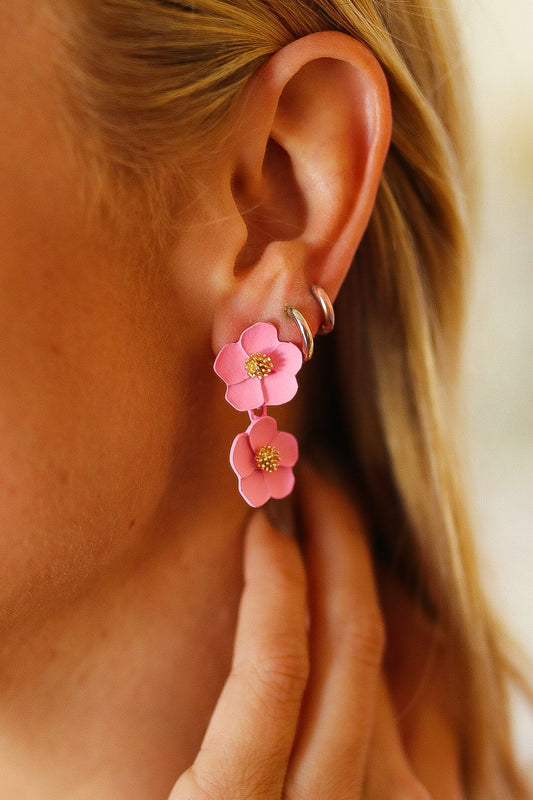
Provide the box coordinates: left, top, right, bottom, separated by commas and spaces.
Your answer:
0, 498, 248, 799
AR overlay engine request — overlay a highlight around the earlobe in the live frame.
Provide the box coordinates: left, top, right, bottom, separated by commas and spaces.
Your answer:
212, 31, 391, 353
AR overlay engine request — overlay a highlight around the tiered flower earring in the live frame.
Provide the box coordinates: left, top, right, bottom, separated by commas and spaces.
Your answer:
214, 285, 334, 507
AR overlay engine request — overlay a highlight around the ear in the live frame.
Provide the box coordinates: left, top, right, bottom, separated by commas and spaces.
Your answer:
210, 31, 392, 353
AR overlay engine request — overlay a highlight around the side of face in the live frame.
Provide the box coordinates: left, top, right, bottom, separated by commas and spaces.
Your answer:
0, 3, 393, 630
0, 4, 192, 628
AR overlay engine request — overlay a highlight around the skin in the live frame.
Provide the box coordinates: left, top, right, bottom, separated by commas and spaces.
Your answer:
0, 4, 463, 798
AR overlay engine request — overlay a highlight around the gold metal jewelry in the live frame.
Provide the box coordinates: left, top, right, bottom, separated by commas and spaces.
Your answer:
286, 306, 314, 361
311, 284, 335, 335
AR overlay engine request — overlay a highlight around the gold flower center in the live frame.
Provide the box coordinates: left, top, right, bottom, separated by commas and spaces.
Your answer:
255, 445, 281, 473
245, 352, 273, 380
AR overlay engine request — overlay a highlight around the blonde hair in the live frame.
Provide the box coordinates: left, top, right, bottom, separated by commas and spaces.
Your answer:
59, 0, 531, 796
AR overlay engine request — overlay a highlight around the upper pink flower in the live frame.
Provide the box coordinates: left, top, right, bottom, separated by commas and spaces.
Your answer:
230, 415, 298, 507
214, 322, 302, 412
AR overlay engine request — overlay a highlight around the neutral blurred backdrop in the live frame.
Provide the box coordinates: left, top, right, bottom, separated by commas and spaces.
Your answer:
451, 0, 533, 762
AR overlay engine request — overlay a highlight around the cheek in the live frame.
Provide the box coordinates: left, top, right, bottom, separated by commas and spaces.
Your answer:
0, 250, 184, 629
0, 9, 188, 627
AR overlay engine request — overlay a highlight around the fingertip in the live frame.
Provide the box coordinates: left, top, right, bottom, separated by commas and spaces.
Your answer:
296, 459, 338, 515
245, 504, 298, 545
245, 510, 275, 543
295, 460, 332, 540
244, 511, 283, 569
297, 458, 366, 538
244, 510, 306, 590
297, 458, 345, 502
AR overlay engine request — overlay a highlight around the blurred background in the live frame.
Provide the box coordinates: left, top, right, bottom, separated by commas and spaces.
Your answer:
451, 0, 533, 762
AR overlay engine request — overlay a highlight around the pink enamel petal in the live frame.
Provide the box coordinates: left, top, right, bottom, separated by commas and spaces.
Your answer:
240, 322, 279, 356
230, 433, 256, 479
248, 415, 277, 450
262, 371, 298, 406
271, 431, 298, 467
213, 341, 249, 385
226, 377, 264, 412
239, 471, 271, 508
265, 466, 295, 500
270, 341, 303, 376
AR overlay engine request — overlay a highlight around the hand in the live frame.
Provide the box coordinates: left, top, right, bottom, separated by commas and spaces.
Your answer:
169, 466, 460, 799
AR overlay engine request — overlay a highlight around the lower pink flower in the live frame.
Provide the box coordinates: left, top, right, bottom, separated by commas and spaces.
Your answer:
230, 415, 298, 507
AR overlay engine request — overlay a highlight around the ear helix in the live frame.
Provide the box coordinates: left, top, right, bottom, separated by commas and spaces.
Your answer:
213, 285, 334, 507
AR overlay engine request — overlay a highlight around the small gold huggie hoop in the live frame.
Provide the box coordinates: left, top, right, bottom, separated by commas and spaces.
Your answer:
286, 306, 314, 361
311, 284, 335, 335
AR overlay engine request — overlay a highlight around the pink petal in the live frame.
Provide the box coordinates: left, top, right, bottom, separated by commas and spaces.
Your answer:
230, 433, 256, 479
239, 471, 271, 507
270, 342, 302, 376
265, 466, 295, 499
248, 415, 277, 450
262, 372, 298, 406
226, 378, 264, 412
271, 431, 298, 467
214, 342, 248, 385
240, 322, 279, 356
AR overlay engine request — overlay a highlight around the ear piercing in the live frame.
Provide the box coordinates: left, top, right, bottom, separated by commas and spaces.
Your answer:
213, 284, 334, 506
311, 284, 335, 335
286, 306, 314, 361
287, 283, 335, 360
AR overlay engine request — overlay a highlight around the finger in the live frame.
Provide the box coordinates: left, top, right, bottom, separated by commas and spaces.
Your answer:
169, 512, 309, 800
285, 465, 385, 800
363, 679, 432, 800
380, 577, 465, 799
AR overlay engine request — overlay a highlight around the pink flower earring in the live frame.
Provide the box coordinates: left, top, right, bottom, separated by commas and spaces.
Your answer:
214, 322, 302, 412
214, 285, 335, 507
